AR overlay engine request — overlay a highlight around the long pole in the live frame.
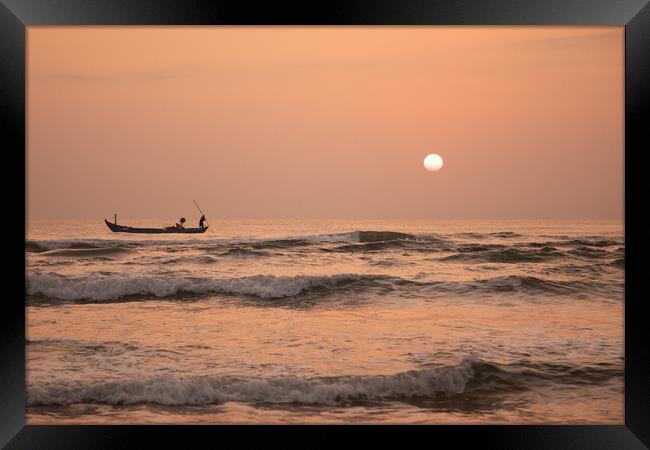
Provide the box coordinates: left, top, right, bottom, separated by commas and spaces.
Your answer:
193, 199, 214, 233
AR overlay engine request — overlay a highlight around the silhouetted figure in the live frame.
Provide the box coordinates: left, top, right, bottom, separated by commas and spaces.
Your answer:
199, 215, 206, 229
176, 217, 186, 229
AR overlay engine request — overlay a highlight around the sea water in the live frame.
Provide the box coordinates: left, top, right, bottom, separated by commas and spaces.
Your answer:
25, 219, 624, 424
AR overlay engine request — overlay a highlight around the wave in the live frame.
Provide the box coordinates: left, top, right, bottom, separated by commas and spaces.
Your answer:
27, 338, 139, 356
451, 232, 522, 239
25, 230, 418, 252
247, 239, 316, 250
26, 271, 616, 303
325, 235, 448, 254
239, 231, 418, 251
158, 255, 219, 265
355, 231, 416, 242
39, 247, 132, 257
326, 241, 418, 253
27, 240, 105, 253
470, 275, 609, 296
488, 232, 522, 238
27, 240, 139, 253
27, 357, 477, 406
26, 241, 52, 253
219, 248, 271, 257
27, 356, 622, 407
26, 273, 381, 301
27, 232, 622, 256
567, 247, 612, 259
279, 230, 416, 244
558, 239, 622, 248
456, 243, 508, 253
453, 232, 487, 240
440, 247, 565, 263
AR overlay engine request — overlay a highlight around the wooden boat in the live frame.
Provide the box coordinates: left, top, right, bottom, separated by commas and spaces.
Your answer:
104, 219, 208, 234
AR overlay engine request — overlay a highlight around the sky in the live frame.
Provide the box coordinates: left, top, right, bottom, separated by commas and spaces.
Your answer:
27, 27, 624, 220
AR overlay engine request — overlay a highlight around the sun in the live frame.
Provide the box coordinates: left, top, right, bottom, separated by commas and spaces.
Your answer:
423, 154, 444, 172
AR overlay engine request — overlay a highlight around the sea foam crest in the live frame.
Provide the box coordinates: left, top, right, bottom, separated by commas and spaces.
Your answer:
26, 272, 615, 302
28, 356, 478, 406
27, 272, 371, 301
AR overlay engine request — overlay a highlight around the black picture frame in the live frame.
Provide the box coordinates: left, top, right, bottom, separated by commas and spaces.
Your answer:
3, 0, 648, 448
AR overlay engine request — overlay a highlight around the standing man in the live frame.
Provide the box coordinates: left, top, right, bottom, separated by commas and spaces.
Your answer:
199, 215, 206, 229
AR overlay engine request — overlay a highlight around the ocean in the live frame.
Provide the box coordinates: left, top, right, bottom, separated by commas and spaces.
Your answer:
25, 219, 624, 424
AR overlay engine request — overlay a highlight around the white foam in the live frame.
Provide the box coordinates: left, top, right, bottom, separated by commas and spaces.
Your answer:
26, 272, 371, 301
28, 356, 479, 406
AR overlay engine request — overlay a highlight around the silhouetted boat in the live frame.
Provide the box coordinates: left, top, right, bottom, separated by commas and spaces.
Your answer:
104, 219, 208, 234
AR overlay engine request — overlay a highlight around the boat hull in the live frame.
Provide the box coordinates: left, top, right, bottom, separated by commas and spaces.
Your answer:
104, 219, 208, 234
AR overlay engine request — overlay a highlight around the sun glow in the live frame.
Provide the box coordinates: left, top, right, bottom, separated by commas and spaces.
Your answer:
423, 154, 444, 171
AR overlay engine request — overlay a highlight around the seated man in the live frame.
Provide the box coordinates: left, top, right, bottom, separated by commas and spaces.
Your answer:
175, 217, 186, 229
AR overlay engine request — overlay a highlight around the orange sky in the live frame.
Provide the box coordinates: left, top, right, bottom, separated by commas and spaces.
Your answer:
27, 27, 623, 220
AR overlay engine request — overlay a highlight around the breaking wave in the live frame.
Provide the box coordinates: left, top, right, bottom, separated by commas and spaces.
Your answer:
27, 357, 478, 406
27, 356, 622, 407
27, 273, 379, 301
26, 272, 617, 302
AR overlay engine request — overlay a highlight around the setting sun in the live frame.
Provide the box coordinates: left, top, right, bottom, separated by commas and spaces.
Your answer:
424, 154, 444, 171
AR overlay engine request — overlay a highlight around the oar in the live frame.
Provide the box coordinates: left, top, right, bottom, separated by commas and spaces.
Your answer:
193, 199, 214, 234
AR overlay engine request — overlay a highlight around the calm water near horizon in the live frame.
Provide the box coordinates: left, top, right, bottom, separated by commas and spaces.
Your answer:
25, 219, 624, 424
